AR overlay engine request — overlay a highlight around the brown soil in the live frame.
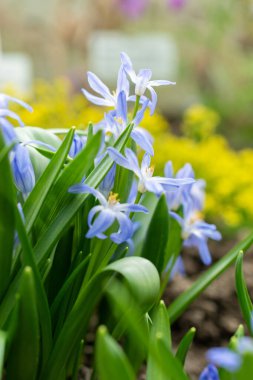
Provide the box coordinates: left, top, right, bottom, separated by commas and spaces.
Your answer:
165, 238, 253, 379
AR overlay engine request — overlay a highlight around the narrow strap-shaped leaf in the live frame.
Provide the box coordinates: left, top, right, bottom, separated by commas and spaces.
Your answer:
168, 231, 253, 323
95, 326, 135, 380
235, 251, 253, 333
6, 267, 40, 380
141, 194, 169, 273
34, 124, 132, 265
147, 301, 172, 380
175, 327, 196, 365
0, 130, 16, 299
40, 257, 159, 380
0, 330, 7, 378
23, 128, 74, 231
15, 206, 52, 368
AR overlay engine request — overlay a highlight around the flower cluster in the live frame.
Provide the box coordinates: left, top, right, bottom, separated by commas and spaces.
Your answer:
166, 162, 221, 265
69, 52, 220, 261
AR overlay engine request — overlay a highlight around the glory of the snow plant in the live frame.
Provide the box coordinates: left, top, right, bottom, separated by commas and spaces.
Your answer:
1, 52, 253, 380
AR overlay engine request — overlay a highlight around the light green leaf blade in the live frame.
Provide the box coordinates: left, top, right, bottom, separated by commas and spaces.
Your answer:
6, 267, 40, 380
41, 257, 159, 380
141, 194, 169, 273
0, 330, 7, 378
175, 327, 196, 365
235, 251, 253, 334
0, 130, 15, 298
95, 326, 135, 380
23, 128, 74, 232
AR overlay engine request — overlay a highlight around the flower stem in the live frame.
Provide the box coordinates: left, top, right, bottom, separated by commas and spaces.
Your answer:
132, 95, 140, 120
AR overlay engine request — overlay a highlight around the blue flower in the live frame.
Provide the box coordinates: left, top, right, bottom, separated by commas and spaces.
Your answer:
199, 364, 220, 380
69, 184, 148, 243
170, 208, 221, 265
107, 147, 194, 197
82, 64, 129, 107
69, 133, 87, 158
11, 144, 35, 195
96, 91, 153, 155
207, 337, 253, 373
164, 161, 205, 212
0, 94, 32, 145
120, 52, 176, 114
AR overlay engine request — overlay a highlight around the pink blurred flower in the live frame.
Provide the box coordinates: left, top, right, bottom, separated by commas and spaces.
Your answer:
167, 0, 186, 10
118, 0, 149, 19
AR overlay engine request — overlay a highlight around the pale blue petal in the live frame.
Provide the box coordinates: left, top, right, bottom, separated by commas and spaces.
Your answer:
81, 89, 113, 107
12, 145, 35, 194
148, 80, 176, 86
0, 109, 24, 126
107, 147, 132, 170
169, 211, 184, 226
116, 91, 127, 124
164, 161, 174, 178
141, 153, 151, 171
134, 98, 149, 125
131, 128, 154, 155
87, 205, 104, 228
115, 203, 148, 213
125, 148, 142, 176
86, 210, 115, 238
137, 69, 152, 82
120, 52, 137, 82
117, 64, 130, 96
68, 183, 107, 206
207, 348, 241, 372
0, 118, 18, 145
145, 178, 164, 196
147, 85, 158, 115
87, 71, 112, 98
111, 212, 133, 243
0, 94, 33, 112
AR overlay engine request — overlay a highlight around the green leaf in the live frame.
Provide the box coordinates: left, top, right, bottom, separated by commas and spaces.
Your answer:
147, 301, 172, 380
0, 130, 16, 298
132, 192, 160, 256
34, 124, 132, 265
168, 231, 253, 323
41, 257, 159, 380
95, 326, 135, 380
175, 327, 196, 365
23, 128, 74, 232
154, 336, 190, 380
235, 251, 253, 334
141, 194, 169, 273
15, 205, 52, 367
6, 267, 40, 380
0, 330, 7, 378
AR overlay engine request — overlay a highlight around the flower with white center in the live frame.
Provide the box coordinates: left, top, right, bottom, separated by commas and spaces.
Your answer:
107, 147, 194, 196
120, 52, 176, 114
68, 184, 148, 244
82, 64, 129, 107
170, 208, 221, 265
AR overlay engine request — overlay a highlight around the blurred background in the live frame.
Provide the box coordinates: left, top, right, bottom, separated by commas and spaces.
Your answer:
1, 0, 253, 232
